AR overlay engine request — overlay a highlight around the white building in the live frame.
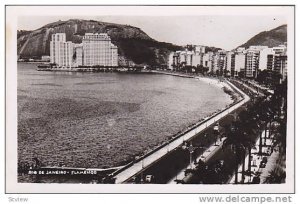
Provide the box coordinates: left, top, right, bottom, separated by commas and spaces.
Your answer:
179, 51, 187, 65
82, 33, 118, 67
195, 45, 206, 55
186, 51, 193, 66
192, 54, 201, 67
50, 33, 74, 67
270, 44, 288, 81
202, 53, 209, 68
244, 46, 268, 78
168, 52, 174, 70
259, 48, 275, 71
234, 52, 246, 76
111, 43, 118, 67
225, 52, 234, 77
211, 54, 219, 74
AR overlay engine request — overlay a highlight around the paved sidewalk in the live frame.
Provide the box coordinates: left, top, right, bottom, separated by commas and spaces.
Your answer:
229, 130, 273, 184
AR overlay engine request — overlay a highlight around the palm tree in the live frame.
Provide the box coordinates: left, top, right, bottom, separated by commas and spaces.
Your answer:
240, 122, 259, 183
236, 107, 261, 183
264, 168, 286, 184
254, 99, 272, 155
271, 118, 287, 154
223, 121, 245, 184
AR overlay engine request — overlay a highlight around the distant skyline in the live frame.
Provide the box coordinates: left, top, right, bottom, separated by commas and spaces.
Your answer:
18, 15, 286, 50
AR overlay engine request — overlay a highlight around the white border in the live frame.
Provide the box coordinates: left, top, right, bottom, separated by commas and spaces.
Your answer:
5, 5, 295, 193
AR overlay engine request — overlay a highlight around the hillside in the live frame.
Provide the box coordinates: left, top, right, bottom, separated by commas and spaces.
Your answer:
239, 25, 287, 48
17, 19, 183, 66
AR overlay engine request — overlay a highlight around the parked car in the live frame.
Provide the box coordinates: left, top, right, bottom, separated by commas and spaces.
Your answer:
213, 122, 219, 132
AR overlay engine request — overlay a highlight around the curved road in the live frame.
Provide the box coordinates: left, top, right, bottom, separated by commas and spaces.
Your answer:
113, 79, 250, 184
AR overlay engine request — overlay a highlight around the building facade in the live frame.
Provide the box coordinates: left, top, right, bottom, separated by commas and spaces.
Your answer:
74, 43, 83, 67
50, 33, 74, 67
168, 44, 287, 81
50, 33, 118, 68
234, 52, 246, 77
82, 33, 118, 67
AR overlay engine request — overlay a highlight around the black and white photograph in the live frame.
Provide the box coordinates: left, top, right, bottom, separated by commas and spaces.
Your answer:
5, 5, 295, 194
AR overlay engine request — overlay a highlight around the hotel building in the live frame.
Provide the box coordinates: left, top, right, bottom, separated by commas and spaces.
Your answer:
50, 33, 118, 68
82, 33, 118, 67
50, 33, 74, 67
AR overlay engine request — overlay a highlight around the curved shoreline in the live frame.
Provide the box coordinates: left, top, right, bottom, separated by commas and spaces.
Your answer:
151, 70, 241, 102
19, 68, 243, 183
113, 75, 249, 183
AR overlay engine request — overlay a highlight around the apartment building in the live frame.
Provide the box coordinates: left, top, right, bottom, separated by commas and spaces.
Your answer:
50, 33, 74, 67
269, 45, 288, 81
244, 46, 268, 78
50, 33, 118, 68
82, 33, 118, 67
259, 48, 275, 71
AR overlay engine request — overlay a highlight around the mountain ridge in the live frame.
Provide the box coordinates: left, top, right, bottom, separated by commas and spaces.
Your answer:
17, 19, 182, 66
239, 24, 287, 49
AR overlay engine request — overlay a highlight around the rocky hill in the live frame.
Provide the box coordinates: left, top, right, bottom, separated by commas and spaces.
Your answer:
17, 19, 183, 66
239, 24, 287, 48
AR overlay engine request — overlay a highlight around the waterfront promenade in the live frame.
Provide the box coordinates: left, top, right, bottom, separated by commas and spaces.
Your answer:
167, 137, 226, 184
113, 79, 250, 184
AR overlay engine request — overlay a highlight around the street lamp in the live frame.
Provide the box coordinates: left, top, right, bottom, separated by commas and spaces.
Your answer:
182, 142, 204, 169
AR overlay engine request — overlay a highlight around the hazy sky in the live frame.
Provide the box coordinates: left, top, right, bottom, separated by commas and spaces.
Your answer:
18, 15, 287, 50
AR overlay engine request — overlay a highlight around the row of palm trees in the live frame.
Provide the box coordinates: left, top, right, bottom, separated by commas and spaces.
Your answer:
221, 79, 287, 184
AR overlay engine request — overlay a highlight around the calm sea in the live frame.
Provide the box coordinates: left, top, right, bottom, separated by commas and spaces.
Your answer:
18, 62, 232, 172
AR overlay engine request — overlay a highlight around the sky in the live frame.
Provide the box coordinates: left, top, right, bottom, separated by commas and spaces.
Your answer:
18, 15, 287, 50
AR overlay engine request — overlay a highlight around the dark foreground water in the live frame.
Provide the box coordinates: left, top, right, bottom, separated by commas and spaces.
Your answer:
18, 63, 232, 179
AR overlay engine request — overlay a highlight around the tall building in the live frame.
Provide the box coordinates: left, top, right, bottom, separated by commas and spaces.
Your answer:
82, 33, 118, 67
168, 52, 174, 70
172, 51, 181, 69
225, 52, 234, 77
202, 53, 210, 68
244, 46, 268, 78
111, 44, 118, 67
216, 50, 227, 75
272, 44, 288, 81
50, 33, 118, 68
263, 44, 288, 82
211, 54, 219, 74
50, 33, 74, 67
186, 51, 193, 66
259, 48, 275, 71
234, 52, 246, 77
192, 54, 201, 67
274, 55, 287, 81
